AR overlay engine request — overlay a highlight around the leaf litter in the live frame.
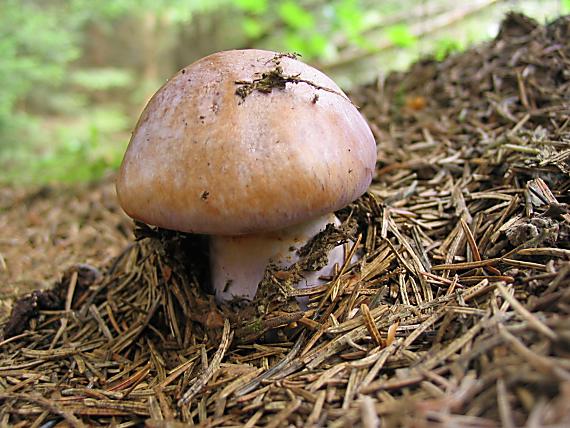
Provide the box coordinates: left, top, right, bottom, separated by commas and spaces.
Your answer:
1, 12, 569, 427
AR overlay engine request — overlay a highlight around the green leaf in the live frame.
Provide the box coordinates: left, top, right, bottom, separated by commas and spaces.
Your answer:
234, 0, 267, 14
562, 0, 570, 13
434, 38, 464, 61
279, 1, 314, 30
386, 24, 417, 48
336, 0, 364, 36
351, 34, 374, 51
307, 34, 328, 57
283, 32, 327, 59
283, 33, 307, 56
241, 17, 265, 39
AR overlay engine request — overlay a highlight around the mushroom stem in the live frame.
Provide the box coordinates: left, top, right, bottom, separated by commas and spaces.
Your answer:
210, 213, 347, 303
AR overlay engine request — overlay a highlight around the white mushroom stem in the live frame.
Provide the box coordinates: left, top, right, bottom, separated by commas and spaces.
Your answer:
210, 213, 348, 303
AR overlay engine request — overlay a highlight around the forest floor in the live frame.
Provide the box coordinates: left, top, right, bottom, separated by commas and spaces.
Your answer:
1, 12, 569, 428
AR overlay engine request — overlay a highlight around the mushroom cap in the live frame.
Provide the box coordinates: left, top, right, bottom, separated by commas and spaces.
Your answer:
116, 49, 377, 235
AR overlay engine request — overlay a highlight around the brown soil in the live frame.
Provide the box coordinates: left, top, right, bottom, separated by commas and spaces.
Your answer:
1, 13, 569, 428
0, 178, 132, 317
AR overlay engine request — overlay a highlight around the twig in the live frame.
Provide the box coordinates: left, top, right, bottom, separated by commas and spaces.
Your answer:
178, 319, 233, 406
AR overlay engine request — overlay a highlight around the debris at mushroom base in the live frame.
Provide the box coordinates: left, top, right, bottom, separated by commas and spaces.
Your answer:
252, 218, 358, 309
212, 214, 358, 303
116, 49, 377, 304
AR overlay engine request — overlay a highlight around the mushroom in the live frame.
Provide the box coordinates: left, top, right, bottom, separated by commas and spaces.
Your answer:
116, 49, 377, 303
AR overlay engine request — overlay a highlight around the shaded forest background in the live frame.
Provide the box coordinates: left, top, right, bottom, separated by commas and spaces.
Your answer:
1, 0, 567, 184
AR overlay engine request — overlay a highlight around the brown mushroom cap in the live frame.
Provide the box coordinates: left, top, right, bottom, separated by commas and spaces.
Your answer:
116, 49, 377, 235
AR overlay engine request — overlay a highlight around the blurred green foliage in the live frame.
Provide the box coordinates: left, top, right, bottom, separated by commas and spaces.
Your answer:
433, 37, 465, 61
0, 0, 78, 146
385, 25, 418, 48
0, 0, 232, 184
0, 0, 566, 185
235, 0, 370, 59
70, 68, 135, 91
20, 108, 128, 183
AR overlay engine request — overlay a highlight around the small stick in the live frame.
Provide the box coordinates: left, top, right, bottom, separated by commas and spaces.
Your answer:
361, 303, 383, 347
496, 284, 557, 341
178, 319, 233, 406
